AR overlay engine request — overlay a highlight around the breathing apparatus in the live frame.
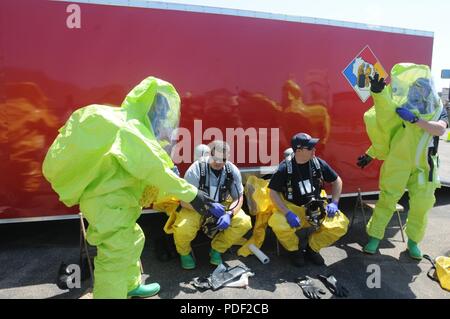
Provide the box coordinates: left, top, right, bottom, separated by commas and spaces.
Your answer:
304, 197, 327, 230
201, 183, 240, 238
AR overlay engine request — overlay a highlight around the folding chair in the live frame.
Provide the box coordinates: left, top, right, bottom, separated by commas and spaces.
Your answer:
79, 213, 94, 287
351, 188, 405, 242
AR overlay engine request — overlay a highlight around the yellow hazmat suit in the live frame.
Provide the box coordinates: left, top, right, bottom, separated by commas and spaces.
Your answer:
171, 206, 251, 255
43, 77, 198, 298
364, 64, 443, 249
238, 176, 348, 256
268, 191, 348, 253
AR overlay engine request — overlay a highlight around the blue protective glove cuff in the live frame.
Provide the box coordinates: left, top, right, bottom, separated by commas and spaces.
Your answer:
396, 107, 419, 123
208, 203, 225, 218
216, 213, 231, 230
285, 211, 301, 228
326, 201, 339, 218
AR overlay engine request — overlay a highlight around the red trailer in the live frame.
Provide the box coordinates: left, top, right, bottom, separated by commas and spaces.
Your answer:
1, 0, 434, 222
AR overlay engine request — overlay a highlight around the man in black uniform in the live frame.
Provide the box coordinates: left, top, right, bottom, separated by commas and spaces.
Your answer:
268, 133, 349, 267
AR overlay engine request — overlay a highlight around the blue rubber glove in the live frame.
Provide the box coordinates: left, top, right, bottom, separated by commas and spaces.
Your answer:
396, 107, 419, 123
208, 203, 225, 218
216, 213, 231, 230
285, 211, 301, 228
326, 201, 339, 217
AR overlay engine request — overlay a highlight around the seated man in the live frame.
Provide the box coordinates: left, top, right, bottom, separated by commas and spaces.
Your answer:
153, 144, 211, 261
194, 143, 211, 161
268, 133, 349, 267
173, 140, 252, 269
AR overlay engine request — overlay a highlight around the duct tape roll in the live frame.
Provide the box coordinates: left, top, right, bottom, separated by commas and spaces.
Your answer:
248, 244, 270, 264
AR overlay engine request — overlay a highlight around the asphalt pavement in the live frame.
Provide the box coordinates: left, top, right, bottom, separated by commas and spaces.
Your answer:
1, 185, 449, 299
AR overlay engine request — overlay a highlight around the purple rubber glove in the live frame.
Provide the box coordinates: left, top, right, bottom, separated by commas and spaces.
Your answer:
286, 211, 301, 228
326, 201, 339, 217
396, 107, 419, 123
216, 213, 231, 230
208, 203, 225, 218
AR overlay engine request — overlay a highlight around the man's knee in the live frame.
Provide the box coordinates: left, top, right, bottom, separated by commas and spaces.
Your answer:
173, 214, 201, 238
268, 212, 290, 232
233, 210, 252, 232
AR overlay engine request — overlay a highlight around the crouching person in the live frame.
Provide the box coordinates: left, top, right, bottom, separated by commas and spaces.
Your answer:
173, 140, 252, 269
268, 133, 349, 267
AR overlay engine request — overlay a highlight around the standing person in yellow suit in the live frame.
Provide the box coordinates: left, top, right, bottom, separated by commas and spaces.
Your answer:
357, 64, 448, 259
43, 77, 221, 298
268, 133, 348, 267
172, 140, 252, 269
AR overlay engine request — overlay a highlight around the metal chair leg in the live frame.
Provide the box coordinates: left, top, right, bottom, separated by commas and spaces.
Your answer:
350, 188, 368, 231
140, 259, 144, 274
396, 210, 406, 243
79, 213, 94, 288
350, 199, 358, 230
360, 205, 368, 226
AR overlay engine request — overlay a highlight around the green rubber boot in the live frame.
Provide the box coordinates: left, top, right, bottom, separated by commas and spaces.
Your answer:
209, 248, 222, 266
180, 253, 196, 270
407, 239, 423, 260
127, 283, 160, 298
363, 237, 380, 254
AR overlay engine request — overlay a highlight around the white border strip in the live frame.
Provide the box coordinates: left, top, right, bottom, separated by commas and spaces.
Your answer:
0, 209, 161, 224
0, 191, 377, 223
240, 166, 278, 175
0, 214, 80, 224
55, 0, 433, 37
9, 183, 450, 224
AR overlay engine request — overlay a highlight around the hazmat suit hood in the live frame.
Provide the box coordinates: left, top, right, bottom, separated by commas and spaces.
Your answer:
364, 63, 442, 160
43, 77, 198, 299
390, 63, 441, 117
121, 77, 181, 153
43, 77, 196, 208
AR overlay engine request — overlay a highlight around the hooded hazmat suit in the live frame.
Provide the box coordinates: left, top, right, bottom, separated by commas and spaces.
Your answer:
364, 64, 444, 244
42, 77, 200, 298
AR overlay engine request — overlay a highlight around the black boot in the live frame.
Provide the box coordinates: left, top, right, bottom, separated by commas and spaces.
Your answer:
305, 245, 325, 266
289, 250, 305, 267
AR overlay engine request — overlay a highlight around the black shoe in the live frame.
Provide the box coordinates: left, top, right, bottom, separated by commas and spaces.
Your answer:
289, 250, 305, 267
305, 245, 325, 266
